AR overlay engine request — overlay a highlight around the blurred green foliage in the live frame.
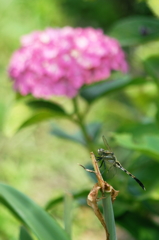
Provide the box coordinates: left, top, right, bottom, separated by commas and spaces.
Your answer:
1, 0, 159, 240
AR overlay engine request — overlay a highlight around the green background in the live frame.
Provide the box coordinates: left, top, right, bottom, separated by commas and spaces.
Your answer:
1, 0, 159, 240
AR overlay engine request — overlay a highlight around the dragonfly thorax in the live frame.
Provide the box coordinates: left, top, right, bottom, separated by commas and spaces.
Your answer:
98, 148, 106, 155
98, 148, 114, 157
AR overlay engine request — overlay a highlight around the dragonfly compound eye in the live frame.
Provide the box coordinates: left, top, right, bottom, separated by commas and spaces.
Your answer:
98, 148, 104, 155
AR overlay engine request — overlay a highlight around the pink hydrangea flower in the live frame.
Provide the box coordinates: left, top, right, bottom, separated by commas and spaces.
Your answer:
8, 27, 128, 98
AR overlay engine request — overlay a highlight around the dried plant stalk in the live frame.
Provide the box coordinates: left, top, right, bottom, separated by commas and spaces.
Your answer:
87, 183, 110, 240
79, 152, 119, 240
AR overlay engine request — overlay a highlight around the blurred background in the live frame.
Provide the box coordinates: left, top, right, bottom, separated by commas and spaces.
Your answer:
1, 0, 159, 239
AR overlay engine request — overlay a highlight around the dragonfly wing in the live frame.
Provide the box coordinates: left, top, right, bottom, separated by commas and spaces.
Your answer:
102, 135, 111, 151
102, 161, 117, 179
105, 165, 117, 179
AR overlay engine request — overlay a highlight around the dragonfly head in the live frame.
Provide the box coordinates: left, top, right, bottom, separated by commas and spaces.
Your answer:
98, 148, 105, 155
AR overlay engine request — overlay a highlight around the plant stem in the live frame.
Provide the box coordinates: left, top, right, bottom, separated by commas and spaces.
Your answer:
64, 193, 73, 239
153, 81, 159, 124
72, 97, 94, 152
102, 192, 117, 240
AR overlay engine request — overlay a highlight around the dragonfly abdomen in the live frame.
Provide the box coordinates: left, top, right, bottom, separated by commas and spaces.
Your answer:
133, 177, 146, 190
116, 162, 146, 190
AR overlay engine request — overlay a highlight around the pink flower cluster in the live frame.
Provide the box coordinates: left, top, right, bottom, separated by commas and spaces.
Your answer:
8, 27, 128, 98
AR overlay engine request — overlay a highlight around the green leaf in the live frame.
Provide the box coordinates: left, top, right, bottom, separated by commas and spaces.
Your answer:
0, 183, 70, 240
4, 100, 67, 136
19, 226, 33, 240
80, 75, 145, 103
116, 211, 159, 240
118, 122, 159, 137
51, 122, 102, 146
109, 17, 159, 46
147, 0, 159, 17
143, 56, 159, 79
64, 193, 73, 239
19, 110, 65, 129
113, 133, 159, 160
51, 126, 86, 145
45, 190, 89, 211
26, 99, 66, 114
87, 122, 102, 141
3, 102, 33, 137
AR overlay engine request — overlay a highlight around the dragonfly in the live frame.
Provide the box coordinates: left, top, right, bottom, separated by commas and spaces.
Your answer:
96, 135, 146, 190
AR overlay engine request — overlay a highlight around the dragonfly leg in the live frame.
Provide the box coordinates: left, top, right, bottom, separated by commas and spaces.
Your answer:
99, 160, 104, 168
100, 161, 107, 175
95, 156, 102, 161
